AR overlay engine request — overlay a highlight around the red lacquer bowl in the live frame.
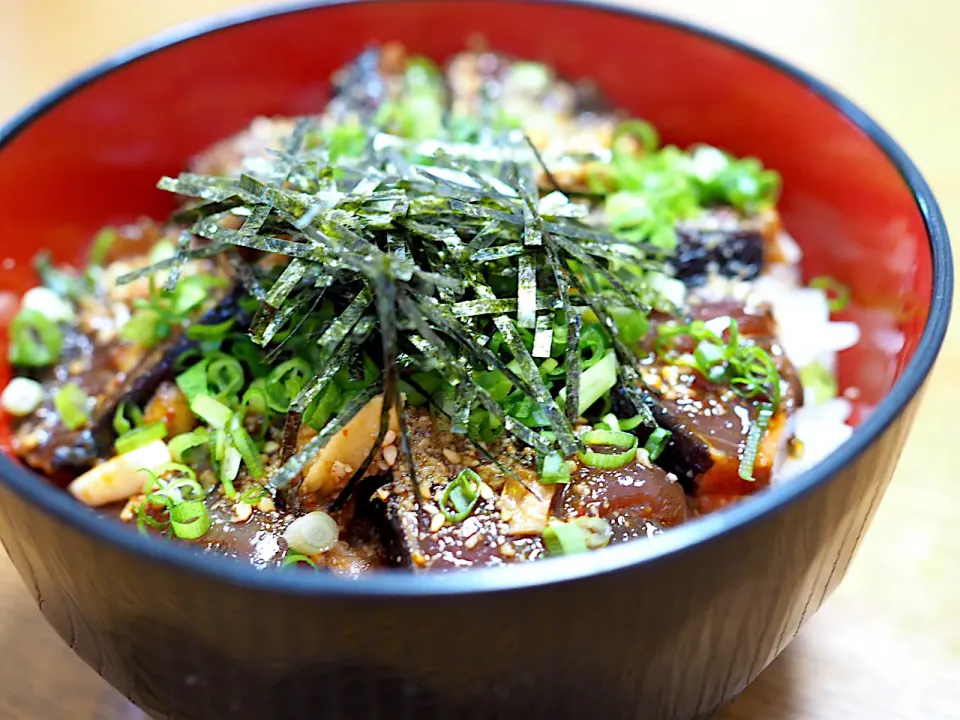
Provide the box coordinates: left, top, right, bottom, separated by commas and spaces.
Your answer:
0, 3, 951, 719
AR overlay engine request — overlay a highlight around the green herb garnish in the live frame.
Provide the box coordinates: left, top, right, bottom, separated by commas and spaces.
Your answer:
8, 309, 64, 367
439, 468, 482, 523
53, 383, 90, 430
809, 275, 850, 312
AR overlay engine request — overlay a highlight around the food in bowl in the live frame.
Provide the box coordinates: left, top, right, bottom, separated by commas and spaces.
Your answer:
0, 43, 859, 574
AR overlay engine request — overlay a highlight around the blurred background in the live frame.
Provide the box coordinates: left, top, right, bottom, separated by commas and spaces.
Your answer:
0, 1, 957, 718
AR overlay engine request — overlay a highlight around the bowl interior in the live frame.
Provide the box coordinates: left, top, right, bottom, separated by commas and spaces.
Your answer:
0, 2, 935, 472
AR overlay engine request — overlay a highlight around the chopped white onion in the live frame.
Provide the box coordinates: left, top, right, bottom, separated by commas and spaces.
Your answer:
774, 232, 803, 265
0, 377, 44, 416
283, 511, 339, 555
648, 272, 687, 310
21, 286, 76, 324
818, 321, 861, 353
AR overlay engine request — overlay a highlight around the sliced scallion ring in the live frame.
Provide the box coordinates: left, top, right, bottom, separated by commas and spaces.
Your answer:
539, 451, 571, 485
168, 428, 209, 462
220, 445, 242, 497
577, 429, 638, 469
53, 383, 90, 431
9, 309, 64, 367
542, 521, 589, 555
206, 355, 245, 398
809, 275, 850, 312
115, 421, 167, 455
643, 427, 672, 461
617, 415, 644, 431
281, 552, 318, 569
229, 413, 264, 479
439, 468, 482, 523
169, 499, 212, 540
190, 393, 233, 430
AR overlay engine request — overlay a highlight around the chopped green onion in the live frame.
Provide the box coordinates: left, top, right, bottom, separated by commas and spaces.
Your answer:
168, 429, 209, 462
142, 463, 204, 503
34, 252, 88, 301
148, 461, 199, 486
474, 370, 513, 402
694, 342, 725, 374
190, 394, 233, 430
8, 309, 64, 367
220, 445, 242, 497
136, 493, 174, 534
612, 119, 659, 155
265, 358, 312, 412
171, 277, 209, 315
809, 275, 850, 312
89, 227, 117, 266
618, 415, 644, 431
540, 452, 572, 485
559, 349, 618, 416
229, 414, 264, 479
206, 355, 245, 398
542, 521, 589, 555
169, 499, 212, 540
152, 462, 198, 481
186, 318, 235, 340
578, 324, 608, 368
729, 345, 781, 407
578, 429, 638, 469
439, 468, 482, 523
115, 421, 167, 454
113, 401, 144, 436
232, 336, 270, 378
739, 403, 775, 481
213, 426, 227, 463
573, 516, 614, 549
799, 361, 838, 404
176, 361, 210, 402
304, 381, 342, 431
281, 552, 318, 569
239, 486, 269, 504
643, 427, 672, 461
599, 413, 620, 432
609, 306, 650, 346
661, 320, 782, 410
163, 477, 204, 501
149, 240, 176, 263
53, 383, 90, 430
121, 308, 167, 347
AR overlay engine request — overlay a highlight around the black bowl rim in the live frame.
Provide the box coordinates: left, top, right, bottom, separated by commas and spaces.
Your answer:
0, 0, 952, 597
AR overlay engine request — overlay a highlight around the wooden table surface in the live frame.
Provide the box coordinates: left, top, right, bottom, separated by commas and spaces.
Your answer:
1, 1, 958, 718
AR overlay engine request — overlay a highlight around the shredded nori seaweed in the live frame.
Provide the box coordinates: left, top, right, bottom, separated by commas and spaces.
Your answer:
126, 114, 680, 498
